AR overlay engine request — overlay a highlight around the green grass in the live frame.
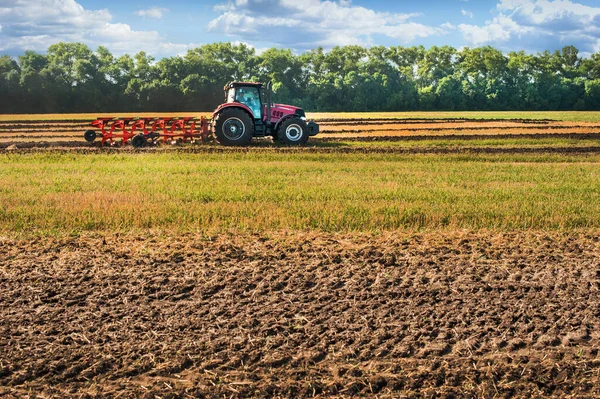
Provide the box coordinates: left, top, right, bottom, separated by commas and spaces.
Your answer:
1, 151, 600, 236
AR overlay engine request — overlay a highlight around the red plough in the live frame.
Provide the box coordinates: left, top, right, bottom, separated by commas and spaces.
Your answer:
84, 117, 210, 147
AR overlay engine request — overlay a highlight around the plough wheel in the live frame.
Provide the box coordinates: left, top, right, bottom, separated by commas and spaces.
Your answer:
84, 130, 97, 143
131, 134, 147, 148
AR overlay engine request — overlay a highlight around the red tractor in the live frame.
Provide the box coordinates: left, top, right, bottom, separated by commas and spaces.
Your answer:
214, 81, 319, 145
83, 81, 319, 147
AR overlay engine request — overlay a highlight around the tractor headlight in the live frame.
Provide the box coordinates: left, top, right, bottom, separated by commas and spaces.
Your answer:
300, 116, 307, 121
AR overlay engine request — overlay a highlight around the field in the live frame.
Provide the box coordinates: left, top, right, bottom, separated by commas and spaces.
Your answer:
2, 111, 600, 150
1, 112, 600, 398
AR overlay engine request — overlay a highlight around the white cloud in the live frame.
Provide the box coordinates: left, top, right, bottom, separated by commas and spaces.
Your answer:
461, 9, 474, 19
208, 0, 450, 49
459, 15, 528, 46
135, 7, 169, 19
458, 0, 600, 52
0, 0, 191, 56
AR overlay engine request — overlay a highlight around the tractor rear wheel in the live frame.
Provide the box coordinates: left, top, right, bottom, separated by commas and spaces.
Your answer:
214, 108, 254, 146
278, 117, 309, 145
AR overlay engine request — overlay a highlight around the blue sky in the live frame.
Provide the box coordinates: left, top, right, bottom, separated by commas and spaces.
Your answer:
1, 0, 600, 57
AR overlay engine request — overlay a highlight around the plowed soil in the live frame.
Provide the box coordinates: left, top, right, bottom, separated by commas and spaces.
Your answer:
2, 118, 600, 148
1, 232, 599, 398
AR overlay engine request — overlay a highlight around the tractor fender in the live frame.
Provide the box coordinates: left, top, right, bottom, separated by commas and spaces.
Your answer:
212, 103, 255, 120
274, 114, 300, 133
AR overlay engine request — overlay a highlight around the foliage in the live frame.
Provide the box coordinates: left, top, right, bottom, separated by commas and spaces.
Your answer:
1, 43, 600, 113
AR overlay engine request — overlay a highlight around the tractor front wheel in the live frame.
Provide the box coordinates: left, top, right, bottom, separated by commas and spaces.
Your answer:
278, 118, 309, 145
214, 108, 254, 146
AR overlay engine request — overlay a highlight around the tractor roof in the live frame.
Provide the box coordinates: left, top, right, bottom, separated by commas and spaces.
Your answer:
225, 82, 263, 90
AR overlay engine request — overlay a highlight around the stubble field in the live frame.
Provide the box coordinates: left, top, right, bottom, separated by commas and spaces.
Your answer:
1, 111, 600, 398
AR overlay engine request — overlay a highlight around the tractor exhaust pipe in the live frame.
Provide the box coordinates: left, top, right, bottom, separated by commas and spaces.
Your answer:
266, 81, 272, 128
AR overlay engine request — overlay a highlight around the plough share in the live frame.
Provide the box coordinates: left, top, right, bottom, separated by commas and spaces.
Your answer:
84, 116, 210, 148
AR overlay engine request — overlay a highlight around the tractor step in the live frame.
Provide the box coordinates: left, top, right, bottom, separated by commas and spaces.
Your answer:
84, 116, 211, 147
253, 121, 267, 137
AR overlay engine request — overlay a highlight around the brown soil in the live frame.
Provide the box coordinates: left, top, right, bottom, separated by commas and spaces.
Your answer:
314, 118, 557, 124
2, 118, 600, 150
316, 132, 600, 142
320, 124, 600, 133
1, 231, 599, 398
320, 127, 600, 138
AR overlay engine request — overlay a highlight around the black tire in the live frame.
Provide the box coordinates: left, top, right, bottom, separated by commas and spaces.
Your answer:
213, 108, 254, 146
131, 134, 147, 148
84, 130, 97, 143
277, 117, 309, 145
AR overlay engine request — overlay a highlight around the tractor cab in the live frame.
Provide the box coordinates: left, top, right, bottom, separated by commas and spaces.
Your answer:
225, 83, 264, 120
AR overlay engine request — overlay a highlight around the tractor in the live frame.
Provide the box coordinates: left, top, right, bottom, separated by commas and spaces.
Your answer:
213, 81, 319, 145
83, 81, 319, 147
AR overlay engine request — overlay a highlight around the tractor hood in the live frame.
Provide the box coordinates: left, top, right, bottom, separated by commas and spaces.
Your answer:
271, 103, 305, 118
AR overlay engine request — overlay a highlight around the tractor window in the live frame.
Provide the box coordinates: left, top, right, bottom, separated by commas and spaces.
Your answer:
226, 88, 236, 103
235, 87, 262, 119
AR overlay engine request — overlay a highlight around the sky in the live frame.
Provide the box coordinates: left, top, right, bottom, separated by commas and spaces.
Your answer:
0, 0, 599, 58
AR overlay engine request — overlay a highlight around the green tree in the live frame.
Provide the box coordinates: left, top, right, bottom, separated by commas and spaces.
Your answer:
18, 51, 49, 112
0, 42, 596, 113
417, 46, 456, 88
584, 79, 600, 109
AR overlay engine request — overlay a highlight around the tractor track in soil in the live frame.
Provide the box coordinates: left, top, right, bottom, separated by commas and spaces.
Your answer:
316, 132, 600, 142
319, 125, 600, 134
1, 231, 599, 398
314, 118, 557, 124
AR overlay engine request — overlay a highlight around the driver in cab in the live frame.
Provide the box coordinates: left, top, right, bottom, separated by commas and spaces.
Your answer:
235, 89, 261, 118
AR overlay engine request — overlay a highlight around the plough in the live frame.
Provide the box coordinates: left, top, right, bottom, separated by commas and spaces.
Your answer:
84, 116, 210, 148
84, 81, 319, 147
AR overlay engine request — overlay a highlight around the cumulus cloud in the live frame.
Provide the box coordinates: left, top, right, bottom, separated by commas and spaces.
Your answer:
0, 0, 191, 56
208, 0, 450, 49
461, 9, 474, 19
458, 0, 600, 53
135, 7, 169, 19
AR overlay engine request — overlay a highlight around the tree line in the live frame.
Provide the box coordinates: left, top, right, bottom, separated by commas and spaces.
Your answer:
1, 42, 600, 113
